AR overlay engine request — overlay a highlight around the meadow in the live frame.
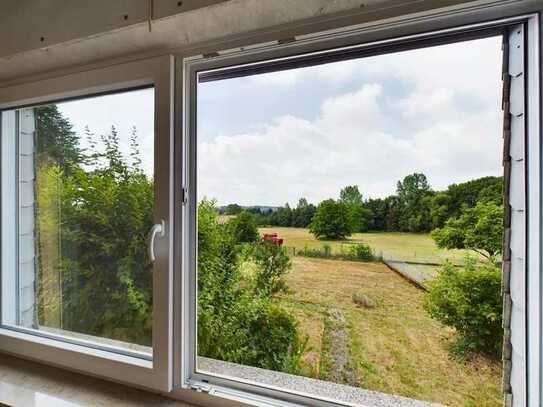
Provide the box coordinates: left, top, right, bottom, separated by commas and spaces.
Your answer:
262, 227, 502, 406
259, 227, 476, 264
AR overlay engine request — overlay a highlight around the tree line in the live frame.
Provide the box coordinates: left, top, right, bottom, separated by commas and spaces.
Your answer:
222, 173, 502, 234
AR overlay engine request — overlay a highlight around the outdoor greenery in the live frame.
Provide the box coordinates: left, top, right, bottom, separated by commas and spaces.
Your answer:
247, 174, 503, 236
33, 105, 504, 404
424, 257, 503, 357
35, 105, 307, 371
431, 201, 503, 260
310, 199, 352, 240
197, 200, 306, 371
36, 106, 154, 345
225, 210, 259, 243
296, 243, 374, 262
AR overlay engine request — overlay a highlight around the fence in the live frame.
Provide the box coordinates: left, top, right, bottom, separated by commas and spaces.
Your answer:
284, 244, 454, 290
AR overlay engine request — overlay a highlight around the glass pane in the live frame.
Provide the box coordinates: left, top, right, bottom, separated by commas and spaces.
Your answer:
195, 37, 504, 405
1, 88, 155, 355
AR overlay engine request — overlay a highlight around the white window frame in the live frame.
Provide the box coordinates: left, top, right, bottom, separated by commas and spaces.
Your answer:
176, 5, 542, 407
0, 55, 175, 392
0, 2, 540, 407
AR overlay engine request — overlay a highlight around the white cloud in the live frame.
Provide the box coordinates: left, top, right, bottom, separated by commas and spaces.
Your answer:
198, 71, 502, 206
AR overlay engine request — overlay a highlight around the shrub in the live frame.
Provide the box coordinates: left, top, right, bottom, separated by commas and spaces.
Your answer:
249, 240, 291, 296
226, 211, 259, 243
347, 243, 374, 261
423, 256, 502, 357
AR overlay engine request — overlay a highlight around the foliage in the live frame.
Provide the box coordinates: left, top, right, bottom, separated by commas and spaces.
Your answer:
424, 257, 503, 357
340, 185, 373, 233
296, 243, 373, 262
396, 173, 433, 232
248, 240, 291, 296
36, 105, 82, 174
310, 199, 352, 240
291, 198, 316, 228
347, 243, 374, 261
226, 211, 259, 243
58, 126, 154, 344
223, 203, 242, 215
431, 201, 503, 260
236, 175, 503, 235
197, 200, 303, 371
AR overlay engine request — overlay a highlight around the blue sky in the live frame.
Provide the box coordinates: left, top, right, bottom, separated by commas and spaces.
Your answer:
197, 36, 503, 206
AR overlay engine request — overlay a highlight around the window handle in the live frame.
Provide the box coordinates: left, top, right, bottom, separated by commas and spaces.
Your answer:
148, 220, 165, 263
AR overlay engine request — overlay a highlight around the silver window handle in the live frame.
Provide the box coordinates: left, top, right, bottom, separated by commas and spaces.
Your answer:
148, 220, 165, 263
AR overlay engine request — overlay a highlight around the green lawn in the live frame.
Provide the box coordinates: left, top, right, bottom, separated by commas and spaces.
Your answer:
260, 227, 475, 265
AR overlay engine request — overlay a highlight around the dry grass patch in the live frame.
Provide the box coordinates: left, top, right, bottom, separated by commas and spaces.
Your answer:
280, 257, 502, 407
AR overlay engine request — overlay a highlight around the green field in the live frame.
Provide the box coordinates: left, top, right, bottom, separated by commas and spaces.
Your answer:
260, 227, 476, 265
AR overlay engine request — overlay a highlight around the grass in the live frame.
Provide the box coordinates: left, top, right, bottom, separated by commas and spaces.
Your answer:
277, 256, 502, 406
259, 227, 475, 264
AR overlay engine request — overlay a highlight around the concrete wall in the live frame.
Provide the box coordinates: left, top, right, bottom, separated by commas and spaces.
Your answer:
0, 0, 479, 84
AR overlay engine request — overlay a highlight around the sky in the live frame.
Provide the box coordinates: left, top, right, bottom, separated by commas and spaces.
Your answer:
52, 36, 503, 208
57, 88, 155, 176
197, 36, 503, 207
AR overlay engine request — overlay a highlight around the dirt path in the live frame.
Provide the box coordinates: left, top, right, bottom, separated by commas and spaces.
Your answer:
321, 308, 355, 385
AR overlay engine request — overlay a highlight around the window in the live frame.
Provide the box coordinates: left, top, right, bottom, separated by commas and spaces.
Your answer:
180, 13, 540, 407
0, 4, 541, 407
1, 88, 155, 354
0, 56, 173, 392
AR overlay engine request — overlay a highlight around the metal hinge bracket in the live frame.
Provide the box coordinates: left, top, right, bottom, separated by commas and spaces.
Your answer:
189, 383, 211, 393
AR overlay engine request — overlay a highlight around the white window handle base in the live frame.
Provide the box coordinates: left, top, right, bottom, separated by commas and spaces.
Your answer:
148, 220, 165, 263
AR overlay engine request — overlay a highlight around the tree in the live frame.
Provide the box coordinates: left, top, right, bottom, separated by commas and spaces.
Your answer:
197, 200, 303, 372
270, 203, 293, 227
292, 198, 316, 228
226, 211, 259, 243
396, 173, 433, 232
429, 192, 452, 230
443, 176, 503, 220
223, 203, 242, 215
35, 105, 82, 173
431, 201, 503, 260
59, 127, 154, 345
340, 185, 363, 206
309, 199, 352, 240
339, 185, 365, 233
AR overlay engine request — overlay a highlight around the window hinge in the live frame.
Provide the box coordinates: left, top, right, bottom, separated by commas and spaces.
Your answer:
181, 186, 188, 205
189, 383, 211, 393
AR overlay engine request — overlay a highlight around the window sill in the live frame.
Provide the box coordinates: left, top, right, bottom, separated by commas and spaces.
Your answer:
0, 352, 191, 407
197, 357, 441, 407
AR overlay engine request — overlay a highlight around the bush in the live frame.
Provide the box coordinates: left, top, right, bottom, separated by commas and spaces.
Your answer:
297, 243, 374, 262
197, 202, 303, 372
249, 240, 291, 296
347, 243, 374, 261
423, 257, 502, 357
226, 211, 259, 243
